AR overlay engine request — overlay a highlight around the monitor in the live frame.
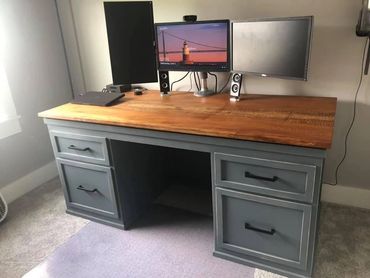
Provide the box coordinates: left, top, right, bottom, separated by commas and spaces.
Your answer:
357, 0, 370, 36
104, 1, 157, 85
155, 20, 230, 72
232, 16, 313, 80
356, 0, 370, 74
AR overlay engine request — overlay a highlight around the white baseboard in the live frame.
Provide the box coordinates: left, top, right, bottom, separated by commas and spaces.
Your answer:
321, 183, 370, 210
0, 160, 58, 204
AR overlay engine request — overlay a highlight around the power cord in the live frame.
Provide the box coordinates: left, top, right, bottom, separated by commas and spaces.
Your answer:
208, 72, 218, 94
196, 72, 201, 90
327, 37, 369, 186
170, 72, 190, 91
194, 72, 200, 91
188, 71, 193, 92
218, 73, 232, 93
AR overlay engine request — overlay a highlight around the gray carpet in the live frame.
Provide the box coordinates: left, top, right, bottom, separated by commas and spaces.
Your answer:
0, 178, 88, 278
1, 178, 370, 278
314, 203, 370, 278
23, 205, 255, 278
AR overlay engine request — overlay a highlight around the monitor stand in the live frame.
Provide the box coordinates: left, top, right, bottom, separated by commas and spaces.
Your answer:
194, 72, 215, 97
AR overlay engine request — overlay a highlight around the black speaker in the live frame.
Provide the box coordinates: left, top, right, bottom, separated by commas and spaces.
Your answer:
230, 73, 243, 101
159, 71, 170, 95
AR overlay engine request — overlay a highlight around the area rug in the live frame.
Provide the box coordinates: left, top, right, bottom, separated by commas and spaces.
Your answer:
24, 205, 256, 278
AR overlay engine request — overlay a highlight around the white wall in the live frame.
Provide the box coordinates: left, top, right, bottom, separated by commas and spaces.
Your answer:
58, 0, 370, 193
0, 0, 72, 188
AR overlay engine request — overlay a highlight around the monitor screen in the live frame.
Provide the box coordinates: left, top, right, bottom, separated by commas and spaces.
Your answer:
232, 17, 313, 80
104, 1, 157, 85
155, 20, 230, 72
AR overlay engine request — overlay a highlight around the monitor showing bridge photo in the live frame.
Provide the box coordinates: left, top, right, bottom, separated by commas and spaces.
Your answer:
155, 20, 230, 72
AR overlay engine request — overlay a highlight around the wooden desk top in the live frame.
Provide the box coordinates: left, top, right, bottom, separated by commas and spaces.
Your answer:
39, 91, 337, 149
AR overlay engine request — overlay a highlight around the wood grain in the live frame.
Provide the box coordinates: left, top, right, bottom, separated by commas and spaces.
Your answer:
39, 91, 337, 149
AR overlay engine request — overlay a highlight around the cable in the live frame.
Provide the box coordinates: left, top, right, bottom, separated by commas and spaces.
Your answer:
194, 72, 200, 90
327, 37, 369, 186
218, 73, 232, 93
208, 72, 218, 94
170, 72, 190, 91
196, 72, 201, 89
188, 71, 193, 92
193, 72, 198, 90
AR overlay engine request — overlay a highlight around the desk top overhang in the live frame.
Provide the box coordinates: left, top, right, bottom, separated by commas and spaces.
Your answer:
39, 91, 337, 149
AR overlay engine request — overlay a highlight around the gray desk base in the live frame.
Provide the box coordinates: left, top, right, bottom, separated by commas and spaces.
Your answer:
44, 118, 325, 278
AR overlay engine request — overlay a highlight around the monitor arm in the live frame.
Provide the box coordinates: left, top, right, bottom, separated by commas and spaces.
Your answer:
194, 72, 215, 97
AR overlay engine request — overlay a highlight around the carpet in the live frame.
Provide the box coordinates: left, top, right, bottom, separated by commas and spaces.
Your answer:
24, 205, 255, 278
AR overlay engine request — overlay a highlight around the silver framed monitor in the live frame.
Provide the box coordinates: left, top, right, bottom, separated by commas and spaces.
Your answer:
357, 0, 370, 36
231, 16, 313, 81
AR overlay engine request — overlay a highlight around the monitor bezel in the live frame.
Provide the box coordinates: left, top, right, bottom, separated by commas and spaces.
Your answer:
155, 19, 231, 72
231, 16, 313, 81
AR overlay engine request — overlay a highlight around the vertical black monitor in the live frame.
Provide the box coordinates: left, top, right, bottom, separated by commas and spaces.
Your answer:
155, 20, 230, 72
232, 16, 313, 80
104, 1, 157, 85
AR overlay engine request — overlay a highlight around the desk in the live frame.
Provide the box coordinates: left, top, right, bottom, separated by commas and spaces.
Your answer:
39, 91, 337, 278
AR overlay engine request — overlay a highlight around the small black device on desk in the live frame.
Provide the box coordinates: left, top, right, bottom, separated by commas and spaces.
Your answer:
134, 88, 144, 95
71, 91, 125, 106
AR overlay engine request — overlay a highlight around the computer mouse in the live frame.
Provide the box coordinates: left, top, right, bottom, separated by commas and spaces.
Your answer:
134, 88, 143, 95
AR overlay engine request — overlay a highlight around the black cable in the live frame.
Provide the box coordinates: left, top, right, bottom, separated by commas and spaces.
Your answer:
193, 72, 198, 90
188, 71, 193, 92
208, 72, 218, 94
218, 73, 232, 93
327, 37, 369, 186
194, 72, 200, 90
170, 72, 190, 91
196, 72, 201, 89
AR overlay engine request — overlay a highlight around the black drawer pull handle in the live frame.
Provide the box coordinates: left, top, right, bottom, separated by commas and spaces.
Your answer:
77, 185, 98, 193
244, 171, 278, 182
244, 223, 276, 235
68, 145, 91, 152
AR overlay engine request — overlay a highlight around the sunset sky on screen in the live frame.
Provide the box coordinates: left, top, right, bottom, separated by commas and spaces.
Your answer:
157, 22, 228, 63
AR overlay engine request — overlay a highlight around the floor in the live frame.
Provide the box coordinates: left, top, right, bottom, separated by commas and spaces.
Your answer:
0, 178, 88, 278
23, 205, 255, 278
0, 178, 370, 278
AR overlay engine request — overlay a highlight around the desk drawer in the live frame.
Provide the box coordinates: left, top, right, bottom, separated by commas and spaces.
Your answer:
57, 158, 119, 219
51, 131, 110, 165
214, 153, 316, 202
215, 188, 311, 271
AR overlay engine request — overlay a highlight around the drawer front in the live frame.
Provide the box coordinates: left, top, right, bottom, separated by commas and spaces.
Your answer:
214, 153, 316, 202
51, 131, 110, 165
57, 158, 119, 219
215, 188, 311, 270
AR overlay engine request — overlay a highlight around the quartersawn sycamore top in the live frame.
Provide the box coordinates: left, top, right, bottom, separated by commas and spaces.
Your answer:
39, 91, 337, 149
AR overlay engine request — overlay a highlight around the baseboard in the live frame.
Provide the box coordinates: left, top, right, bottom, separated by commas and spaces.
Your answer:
0, 160, 58, 204
321, 183, 370, 210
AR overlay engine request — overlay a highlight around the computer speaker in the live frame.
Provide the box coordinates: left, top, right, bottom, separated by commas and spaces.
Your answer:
230, 73, 243, 101
159, 71, 170, 95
